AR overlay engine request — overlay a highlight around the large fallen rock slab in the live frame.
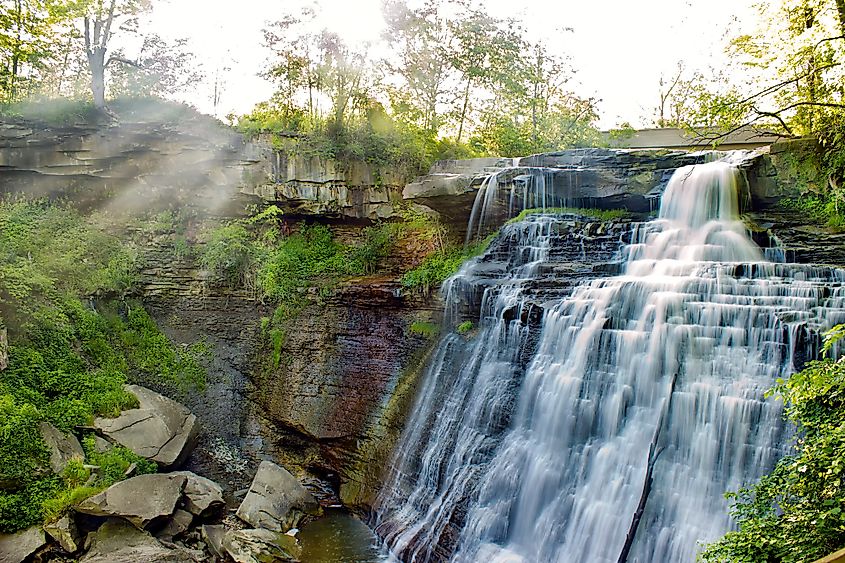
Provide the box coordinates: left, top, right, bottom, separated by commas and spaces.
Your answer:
80, 519, 197, 563
0, 526, 45, 563
236, 461, 320, 532
76, 473, 187, 529
44, 514, 81, 553
222, 528, 300, 563
39, 422, 84, 475
94, 385, 199, 469
171, 471, 224, 517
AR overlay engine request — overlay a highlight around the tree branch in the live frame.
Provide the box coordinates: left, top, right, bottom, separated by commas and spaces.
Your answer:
106, 55, 142, 69
734, 63, 840, 106
101, 0, 116, 50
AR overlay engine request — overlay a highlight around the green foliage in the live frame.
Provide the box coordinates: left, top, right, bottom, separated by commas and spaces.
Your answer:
200, 223, 262, 290
507, 207, 631, 224
701, 324, 845, 562
42, 441, 156, 523
402, 235, 494, 294
778, 194, 845, 230
409, 321, 439, 338
0, 198, 203, 532
349, 223, 399, 275
456, 321, 474, 335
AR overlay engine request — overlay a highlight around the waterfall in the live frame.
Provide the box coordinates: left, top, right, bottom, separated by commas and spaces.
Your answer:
375, 161, 845, 562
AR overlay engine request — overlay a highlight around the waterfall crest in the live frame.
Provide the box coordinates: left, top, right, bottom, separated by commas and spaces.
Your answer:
375, 160, 845, 562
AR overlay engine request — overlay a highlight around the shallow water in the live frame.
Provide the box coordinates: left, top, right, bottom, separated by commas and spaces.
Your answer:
299, 508, 387, 563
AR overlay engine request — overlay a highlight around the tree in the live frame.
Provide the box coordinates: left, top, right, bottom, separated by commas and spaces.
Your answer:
449, 7, 526, 142
701, 328, 845, 562
382, 0, 455, 132
0, 0, 69, 102
77, 0, 150, 109
108, 34, 202, 99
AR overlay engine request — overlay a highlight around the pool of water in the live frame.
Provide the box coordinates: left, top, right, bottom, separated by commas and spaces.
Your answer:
298, 508, 388, 563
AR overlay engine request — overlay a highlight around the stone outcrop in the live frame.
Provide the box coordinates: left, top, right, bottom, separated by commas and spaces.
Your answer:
222, 528, 300, 563
44, 515, 81, 553
38, 422, 84, 475
742, 137, 826, 208
404, 149, 707, 237
79, 519, 197, 563
171, 471, 224, 517
236, 461, 320, 532
76, 473, 187, 529
155, 509, 194, 542
94, 385, 199, 469
0, 106, 270, 219
0, 526, 45, 563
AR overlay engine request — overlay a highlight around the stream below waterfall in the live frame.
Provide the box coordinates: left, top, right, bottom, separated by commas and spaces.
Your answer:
370, 159, 845, 562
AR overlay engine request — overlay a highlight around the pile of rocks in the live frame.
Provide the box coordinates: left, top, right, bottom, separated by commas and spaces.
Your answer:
0, 386, 321, 563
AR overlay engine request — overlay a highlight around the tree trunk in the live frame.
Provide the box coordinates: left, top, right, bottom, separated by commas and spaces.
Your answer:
88, 48, 106, 109
457, 78, 472, 143
837, 0, 845, 36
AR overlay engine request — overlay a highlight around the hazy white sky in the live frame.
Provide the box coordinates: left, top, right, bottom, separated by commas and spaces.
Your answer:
145, 0, 756, 128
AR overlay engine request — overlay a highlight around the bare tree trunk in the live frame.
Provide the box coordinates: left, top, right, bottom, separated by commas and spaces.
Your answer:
457, 78, 472, 143
88, 48, 106, 108
83, 0, 116, 111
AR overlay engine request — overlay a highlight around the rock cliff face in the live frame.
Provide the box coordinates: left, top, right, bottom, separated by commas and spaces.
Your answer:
4, 111, 843, 523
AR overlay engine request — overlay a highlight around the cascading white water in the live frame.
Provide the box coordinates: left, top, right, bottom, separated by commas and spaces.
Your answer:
375, 161, 845, 562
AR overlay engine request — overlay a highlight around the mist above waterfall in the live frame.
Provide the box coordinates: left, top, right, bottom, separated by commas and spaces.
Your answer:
375, 159, 845, 562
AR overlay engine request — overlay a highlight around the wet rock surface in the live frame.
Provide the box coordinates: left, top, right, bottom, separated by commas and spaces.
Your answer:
222, 527, 300, 563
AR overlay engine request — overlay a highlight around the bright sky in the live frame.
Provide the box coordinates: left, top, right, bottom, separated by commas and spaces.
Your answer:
145, 0, 756, 128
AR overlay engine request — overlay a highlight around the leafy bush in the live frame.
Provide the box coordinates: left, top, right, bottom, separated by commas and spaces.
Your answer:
0, 199, 204, 532
778, 195, 845, 231
200, 223, 262, 289
402, 236, 495, 294
456, 321, 474, 335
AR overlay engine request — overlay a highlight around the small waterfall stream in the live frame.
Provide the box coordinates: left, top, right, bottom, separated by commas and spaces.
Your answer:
374, 160, 845, 562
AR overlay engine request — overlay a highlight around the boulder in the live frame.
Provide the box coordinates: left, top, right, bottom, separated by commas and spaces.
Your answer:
80, 519, 197, 563
0, 526, 45, 563
76, 473, 187, 529
39, 422, 84, 475
200, 525, 226, 559
171, 471, 224, 517
155, 509, 193, 542
222, 528, 300, 563
94, 385, 199, 469
44, 514, 81, 553
236, 461, 320, 532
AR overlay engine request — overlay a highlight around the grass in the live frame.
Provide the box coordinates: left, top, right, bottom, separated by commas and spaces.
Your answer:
507, 207, 631, 224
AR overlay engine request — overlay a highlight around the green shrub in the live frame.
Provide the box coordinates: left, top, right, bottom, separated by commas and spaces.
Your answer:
779, 195, 845, 230
409, 321, 439, 338
200, 223, 261, 289
402, 235, 495, 294
456, 321, 474, 335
